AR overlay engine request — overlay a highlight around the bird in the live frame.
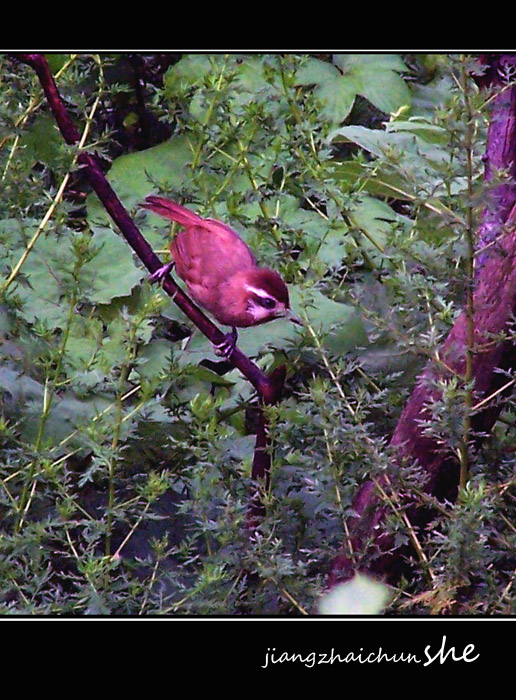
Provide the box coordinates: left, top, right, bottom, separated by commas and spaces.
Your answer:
141, 196, 302, 356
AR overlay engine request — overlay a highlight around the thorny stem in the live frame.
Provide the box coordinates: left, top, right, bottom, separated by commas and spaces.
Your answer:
372, 476, 437, 585
16, 291, 77, 532
190, 55, 229, 172
138, 544, 162, 615
458, 55, 477, 494
305, 314, 432, 581
105, 361, 131, 557
112, 501, 152, 565
322, 424, 354, 558
106, 310, 149, 555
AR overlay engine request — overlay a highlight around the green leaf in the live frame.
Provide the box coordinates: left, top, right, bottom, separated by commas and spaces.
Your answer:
329, 159, 415, 202
83, 136, 196, 304
44, 53, 73, 74
329, 124, 394, 158
387, 117, 449, 144
0, 364, 111, 448
334, 53, 408, 72
333, 54, 411, 115
19, 114, 67, 169
347, 195, 409, 262
135, 339, 173, 381
332, 122, 451, 170
296, 58, 357, 124
229, 55, 285, 108
329, 123, 463, 204
81, 225, 143, 304
62, 316, 103, 375
1, 220, 77, 329
296, 287, 367, 355
318, 574, 392, 615
87, 135, 193, 224
164, 54, 223, 94
296, 54, 410, 125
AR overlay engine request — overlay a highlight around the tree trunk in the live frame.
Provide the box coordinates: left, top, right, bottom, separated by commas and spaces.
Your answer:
330, 54, 516, 585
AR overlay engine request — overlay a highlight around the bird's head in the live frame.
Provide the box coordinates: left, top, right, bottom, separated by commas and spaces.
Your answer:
242, 268, 302, 327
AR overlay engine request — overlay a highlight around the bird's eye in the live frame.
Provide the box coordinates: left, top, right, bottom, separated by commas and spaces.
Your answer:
258, 297, 276, 310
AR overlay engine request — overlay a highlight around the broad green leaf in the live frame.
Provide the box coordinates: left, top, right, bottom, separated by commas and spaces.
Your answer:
296, 58, 357, 124
329, 159, 416, 201
45, 53, 73, 74
358, 67, 411, 115
329, 124, 394, 158
81, 224, 143, 304
87, 135, 193, 224
0, 364, 112, 448
313, 227, 350, 268
1, 220, 78, 329
348, 195, 409, 261
332, 122, 451, 170
19, 114, 67, 169
135, 338, 174, 381
296, 54, 410, 125
333, 54, 411, 115
228, 55, 285, 109
410, 74, 456, 118
334, 53, 408, 72
295, 287, 367, 355
84, 135, 195, 303
62, 316, 103, 377
164, 54, 231, 94
387, 117, 449, 144
329, 123, 463, 201
278, 195, 331, 241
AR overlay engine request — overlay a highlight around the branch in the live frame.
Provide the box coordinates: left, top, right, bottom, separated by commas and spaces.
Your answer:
330, 54, 516, 585
10, 53, 285, 527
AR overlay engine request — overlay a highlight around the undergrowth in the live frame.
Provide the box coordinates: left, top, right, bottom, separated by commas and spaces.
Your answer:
1, 52, 516, 615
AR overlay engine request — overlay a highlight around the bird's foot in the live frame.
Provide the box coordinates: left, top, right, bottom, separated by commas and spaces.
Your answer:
214, 327, 238, 359
149, 261, 175, 284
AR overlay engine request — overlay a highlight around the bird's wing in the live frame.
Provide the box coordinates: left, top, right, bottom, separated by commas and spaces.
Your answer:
172, 218, 256, 283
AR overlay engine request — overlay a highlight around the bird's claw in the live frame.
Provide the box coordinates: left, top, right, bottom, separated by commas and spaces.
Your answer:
149, 261, 175, 284
214, 327, 238, 359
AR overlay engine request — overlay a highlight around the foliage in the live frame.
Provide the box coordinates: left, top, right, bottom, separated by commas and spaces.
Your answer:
1, 52, 516, 615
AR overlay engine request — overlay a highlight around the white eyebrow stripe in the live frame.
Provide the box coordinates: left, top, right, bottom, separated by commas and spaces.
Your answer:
244, 285, 276, 300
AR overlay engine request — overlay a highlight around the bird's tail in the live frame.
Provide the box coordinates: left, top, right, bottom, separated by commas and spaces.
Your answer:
141, 196, 204, 227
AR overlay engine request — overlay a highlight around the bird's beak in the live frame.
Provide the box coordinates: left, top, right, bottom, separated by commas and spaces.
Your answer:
286, 309, 303, 326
